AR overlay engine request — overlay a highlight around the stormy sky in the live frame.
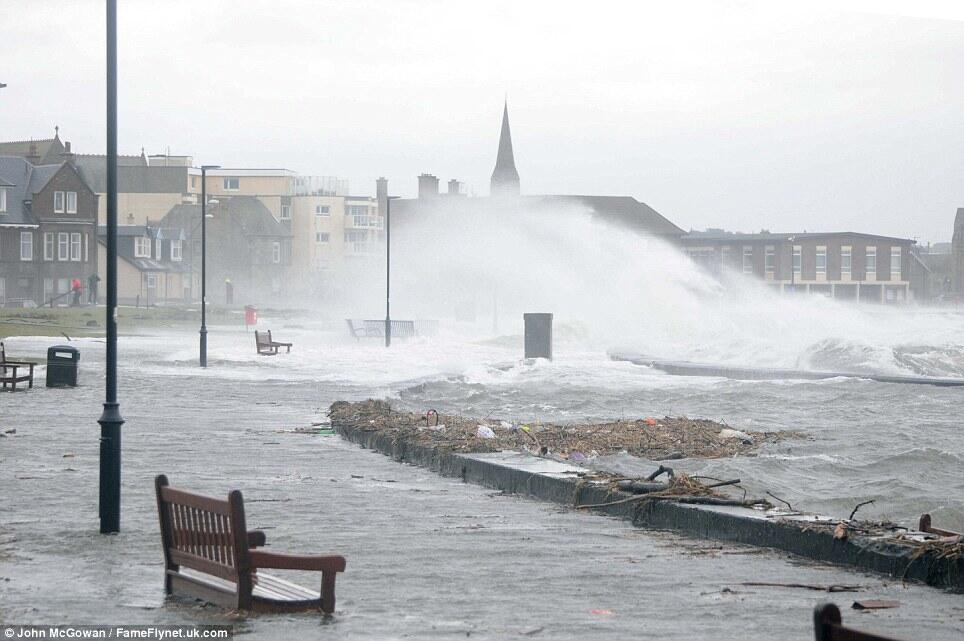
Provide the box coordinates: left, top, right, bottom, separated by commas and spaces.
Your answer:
3, 0, 963, 242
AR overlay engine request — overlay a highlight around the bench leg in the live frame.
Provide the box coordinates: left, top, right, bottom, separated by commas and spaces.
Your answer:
320, 571, 337, 614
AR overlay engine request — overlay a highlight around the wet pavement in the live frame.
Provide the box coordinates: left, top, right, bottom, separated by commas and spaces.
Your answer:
1, 325, 963, 639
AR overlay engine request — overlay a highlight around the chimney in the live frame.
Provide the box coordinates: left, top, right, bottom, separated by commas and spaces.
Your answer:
376, 176, 388, 213
417, 173, 439, 199
447, 179, 463, 196
60, 141, 74, 164
26, 141, 40, 164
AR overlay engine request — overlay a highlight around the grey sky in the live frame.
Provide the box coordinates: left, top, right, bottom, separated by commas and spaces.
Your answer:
3, 0, 963, 242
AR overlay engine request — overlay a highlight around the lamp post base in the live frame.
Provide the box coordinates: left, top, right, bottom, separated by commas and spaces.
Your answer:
98, 402, 124, 534
200, 326, 208, 368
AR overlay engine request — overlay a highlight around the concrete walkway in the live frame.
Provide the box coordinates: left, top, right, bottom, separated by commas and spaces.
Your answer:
1, 331, 962, 640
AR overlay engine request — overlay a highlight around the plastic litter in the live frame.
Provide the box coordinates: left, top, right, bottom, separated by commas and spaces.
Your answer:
719, 428, 752, 441
476, 425, 496, 439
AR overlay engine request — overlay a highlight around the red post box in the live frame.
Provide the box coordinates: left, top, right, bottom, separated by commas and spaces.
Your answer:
244, 305, 258, 326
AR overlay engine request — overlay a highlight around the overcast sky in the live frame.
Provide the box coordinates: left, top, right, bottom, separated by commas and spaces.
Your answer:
3, 1, 963, 242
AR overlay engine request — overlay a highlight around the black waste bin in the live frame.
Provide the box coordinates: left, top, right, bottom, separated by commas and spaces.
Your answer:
46, 345, 80, 387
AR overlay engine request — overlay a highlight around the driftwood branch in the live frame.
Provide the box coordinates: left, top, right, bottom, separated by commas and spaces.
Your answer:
849, 499, 875, 521
766, 491, 793, 511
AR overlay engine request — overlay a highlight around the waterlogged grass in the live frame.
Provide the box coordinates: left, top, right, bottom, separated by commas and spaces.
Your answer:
0, 305, 240, 340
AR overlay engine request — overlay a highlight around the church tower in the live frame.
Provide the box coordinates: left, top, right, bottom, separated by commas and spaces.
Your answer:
490, 101, 520, 197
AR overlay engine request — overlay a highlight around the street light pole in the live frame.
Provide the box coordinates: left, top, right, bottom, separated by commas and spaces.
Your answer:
385, 196, 398, 347
199, 165, 220, 367
98, 0, 124, 535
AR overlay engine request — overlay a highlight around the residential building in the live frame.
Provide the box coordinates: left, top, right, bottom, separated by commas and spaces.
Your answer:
160, 196, 292, 304
74, 151, 194, 226
289, 194, 381, 280
96, 225, 189, 306
0, 155, 98, 306
681, 230, 918, 303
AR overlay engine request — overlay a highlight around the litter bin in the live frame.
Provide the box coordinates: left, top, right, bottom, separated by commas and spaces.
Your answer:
46, 345, 80, 387
244, 305, 258, 327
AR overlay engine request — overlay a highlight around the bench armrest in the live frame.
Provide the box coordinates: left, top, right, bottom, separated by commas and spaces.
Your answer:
250, 550, 346, 573
247, 530, 267, 548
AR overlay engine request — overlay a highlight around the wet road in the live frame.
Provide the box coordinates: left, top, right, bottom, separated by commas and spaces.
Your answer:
1, 325, 963, 639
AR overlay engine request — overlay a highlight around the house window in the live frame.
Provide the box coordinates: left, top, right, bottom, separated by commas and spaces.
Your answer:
43, 278, 53, 302
316, 232, 330, 243
155, 237, 162, 261
70, 233, 82, 261
146, 273, 158, 288
134, 236, 151, 258
272, 242, 281, 264
816, 246, 827, 275
0, 187, 6, 213
764, 246, 775, 274
20, 232, 33, 261
171, 239, 182, 261
84, 233, 89, 262
792, 245, 802, 276
345, 230, 370, 254
44, 233, 55, 261
865, 247, 877, 275
742, 246, 753, 274
721, 245, 731, 267
54, 191, 65, 213
891, 247, 901, 280
58, 232, 70, 261
66, 191, 77, 214
315, 205, 330, 215
223, 178, 239, 191
841, 246, 852, 275
280, 204, 291, 220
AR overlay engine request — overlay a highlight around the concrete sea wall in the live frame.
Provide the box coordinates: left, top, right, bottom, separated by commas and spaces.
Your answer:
333, 420, 963, 592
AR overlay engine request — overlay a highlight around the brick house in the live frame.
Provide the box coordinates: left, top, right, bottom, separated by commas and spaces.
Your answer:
0, 155, 99, 306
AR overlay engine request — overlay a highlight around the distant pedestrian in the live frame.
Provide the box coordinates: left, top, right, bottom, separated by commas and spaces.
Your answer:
87, 273, 101, 304
70, 278, 83, 307
225, 279, 234, 305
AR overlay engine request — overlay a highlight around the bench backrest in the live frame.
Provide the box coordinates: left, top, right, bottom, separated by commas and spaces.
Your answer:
155, 475, 252, 592
813, 604, 902, 641
255, 331, 270, 346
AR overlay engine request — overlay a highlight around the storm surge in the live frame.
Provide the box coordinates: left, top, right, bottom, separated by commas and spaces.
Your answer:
369, 199, 964, 378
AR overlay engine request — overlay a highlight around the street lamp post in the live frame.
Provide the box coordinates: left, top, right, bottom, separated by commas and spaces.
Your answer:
385, 196, 398, 347
98, 0, 124, 534
199, 165, 220, 367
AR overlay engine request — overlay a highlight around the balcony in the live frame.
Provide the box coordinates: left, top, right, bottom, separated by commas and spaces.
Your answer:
347, 215, 384, 230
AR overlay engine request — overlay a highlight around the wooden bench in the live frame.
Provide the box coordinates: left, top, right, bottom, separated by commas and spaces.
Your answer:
255, 330, 292, 355
919, 513, 962, 538
813, 603, 904, 641
155, 475, 346, 614
0, 341, 35, 392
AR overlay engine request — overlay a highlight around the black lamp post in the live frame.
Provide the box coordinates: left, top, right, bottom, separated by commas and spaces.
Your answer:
384, 196, 398, 347
98, 0, 124, 534
199, 165, 220, 367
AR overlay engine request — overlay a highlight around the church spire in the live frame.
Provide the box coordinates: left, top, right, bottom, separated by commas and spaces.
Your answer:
490, 100, 520, 197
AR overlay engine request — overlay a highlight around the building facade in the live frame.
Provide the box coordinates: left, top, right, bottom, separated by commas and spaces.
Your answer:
681, 230, 917, 302
161, 196, 292, 304
0, 156, 99, 306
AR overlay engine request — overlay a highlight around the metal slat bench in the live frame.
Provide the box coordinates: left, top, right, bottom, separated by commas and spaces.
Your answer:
155, 475, 346, 614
